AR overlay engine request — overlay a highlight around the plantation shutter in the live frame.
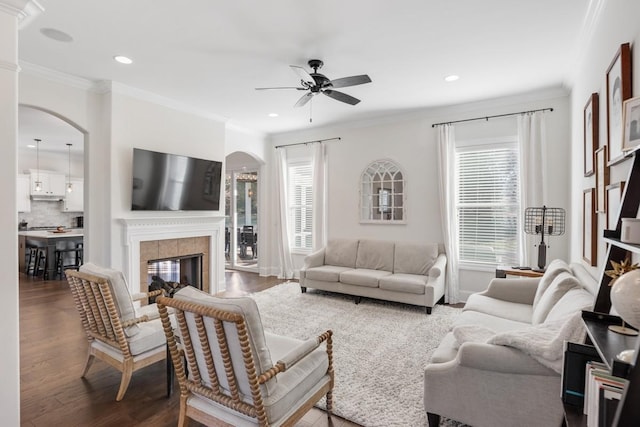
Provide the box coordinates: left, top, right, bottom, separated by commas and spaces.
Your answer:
456, 142, 521, 266
288, 163, 313, 251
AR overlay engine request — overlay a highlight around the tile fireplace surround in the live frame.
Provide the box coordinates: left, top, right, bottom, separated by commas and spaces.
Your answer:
120, 217, 224, 295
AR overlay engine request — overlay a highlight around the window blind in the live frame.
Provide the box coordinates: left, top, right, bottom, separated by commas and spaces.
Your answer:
288, 163, 313, 251
456, 143, 521, 266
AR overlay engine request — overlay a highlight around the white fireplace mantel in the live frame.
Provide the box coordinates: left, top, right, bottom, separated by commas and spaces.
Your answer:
119, 216, 225, 294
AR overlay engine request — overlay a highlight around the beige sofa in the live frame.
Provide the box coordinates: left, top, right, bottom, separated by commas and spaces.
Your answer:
423, 260, 597, 427
299, 238, 447, 314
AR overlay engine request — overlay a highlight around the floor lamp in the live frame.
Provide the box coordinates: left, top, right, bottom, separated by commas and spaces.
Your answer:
524, 206, 566, 271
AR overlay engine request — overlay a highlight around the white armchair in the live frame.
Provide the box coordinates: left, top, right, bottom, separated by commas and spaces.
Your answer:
156, 286, 334, 427
65, 263, 169, 401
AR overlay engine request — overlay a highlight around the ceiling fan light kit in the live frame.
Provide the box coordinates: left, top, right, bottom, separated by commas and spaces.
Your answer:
257, 59, 372, 109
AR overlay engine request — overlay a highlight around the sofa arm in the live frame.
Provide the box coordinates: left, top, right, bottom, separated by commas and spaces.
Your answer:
456, 341, 555, 375
302, 248, 325, 271
478, 277, 540, 304
428, 253, 447, 279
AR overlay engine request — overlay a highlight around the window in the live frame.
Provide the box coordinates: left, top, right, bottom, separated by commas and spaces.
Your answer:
360, 160, 405, 223
456, 139, 521, 266
288, 162, 313, 251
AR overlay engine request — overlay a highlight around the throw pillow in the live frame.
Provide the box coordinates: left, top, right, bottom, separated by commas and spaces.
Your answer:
531, 271, 579, 324
532, 259, 571, 310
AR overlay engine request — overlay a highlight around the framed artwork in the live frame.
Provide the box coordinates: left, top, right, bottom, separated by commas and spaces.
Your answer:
606, 42, 632, 166
584, 93, 599, 176
583, 188, 597, 266
606, 181, 625, 230
595, 146, 609, 213
622, 96, 640, 152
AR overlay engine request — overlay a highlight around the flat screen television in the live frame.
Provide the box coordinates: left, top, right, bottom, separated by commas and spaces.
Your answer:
131, 148, 223, 211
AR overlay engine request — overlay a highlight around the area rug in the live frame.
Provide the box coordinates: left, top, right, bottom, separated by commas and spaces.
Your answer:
250, 282, 462, 427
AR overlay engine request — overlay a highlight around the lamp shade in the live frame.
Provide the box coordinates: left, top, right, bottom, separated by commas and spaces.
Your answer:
610, 269, 640, 329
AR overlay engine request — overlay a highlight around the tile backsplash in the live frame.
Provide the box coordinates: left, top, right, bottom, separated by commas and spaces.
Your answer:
19, 200, 81, 228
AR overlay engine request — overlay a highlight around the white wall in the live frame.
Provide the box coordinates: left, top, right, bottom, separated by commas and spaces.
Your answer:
109, 87, 227, 274
569, 0, 640, 276
269, 89, 571, 300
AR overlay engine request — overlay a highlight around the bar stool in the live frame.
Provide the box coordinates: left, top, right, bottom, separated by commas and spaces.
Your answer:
25, 246, 38, 275
34, 248, 47, 278
54, 244, 84, 279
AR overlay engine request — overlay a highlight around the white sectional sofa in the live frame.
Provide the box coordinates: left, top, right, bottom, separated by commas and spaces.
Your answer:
299, 238, 447, 314
423, 260, 597, 427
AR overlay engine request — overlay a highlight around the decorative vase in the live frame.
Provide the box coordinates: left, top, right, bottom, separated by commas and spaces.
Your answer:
610, 269, 640, 330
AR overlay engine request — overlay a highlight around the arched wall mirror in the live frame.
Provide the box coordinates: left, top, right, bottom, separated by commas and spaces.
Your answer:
360, 159, 405, 223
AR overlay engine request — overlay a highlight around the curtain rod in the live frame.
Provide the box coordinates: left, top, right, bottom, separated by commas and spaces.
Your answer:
431, 107, 553, 128
275, 137, 341, 149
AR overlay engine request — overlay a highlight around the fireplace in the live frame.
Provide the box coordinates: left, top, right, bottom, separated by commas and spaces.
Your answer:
120, 217, 225, 295
147, 253, 203, 290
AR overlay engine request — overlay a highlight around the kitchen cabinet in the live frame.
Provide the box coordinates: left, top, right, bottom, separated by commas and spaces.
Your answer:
63, 179, 84, 212
29, 170, 66, 197
17, 174, 31, 212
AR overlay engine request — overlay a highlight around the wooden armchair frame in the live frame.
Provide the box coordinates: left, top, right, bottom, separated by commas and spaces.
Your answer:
65, 269, 166, 401
156, 295, 334, 427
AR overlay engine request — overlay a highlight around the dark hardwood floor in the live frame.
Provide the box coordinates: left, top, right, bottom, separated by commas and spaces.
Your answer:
19, 270, 357, 427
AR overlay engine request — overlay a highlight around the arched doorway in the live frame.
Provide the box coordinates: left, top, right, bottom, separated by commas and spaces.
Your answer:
17, 105, 87, 272
225, 151, 261, 272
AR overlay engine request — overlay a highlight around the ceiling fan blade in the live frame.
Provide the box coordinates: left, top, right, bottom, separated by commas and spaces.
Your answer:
290, 65, 316, 86
294, 92, 314, 108
255, 86, 306, 90
329, 74, 372, 89
323, 89, 360, 105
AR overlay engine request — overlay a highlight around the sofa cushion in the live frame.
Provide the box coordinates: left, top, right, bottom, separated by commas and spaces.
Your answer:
393, 242, 438, 275
80, 262, 140, 337
463, 294, 533, 323
544, 287, 594, 323
304, 265, 353, 283
531, 272, 580, 324
379, 273, 427, 294
324, 239, 359, 268
355, 240, 395, 271
453, 310, 531, 333
430, 332, 459, 363
339, 268, 391, 288
532, 259, 571, 310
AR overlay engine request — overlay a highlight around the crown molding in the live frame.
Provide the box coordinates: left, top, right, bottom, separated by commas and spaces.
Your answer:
0, 0, 43, 28
109, 81, 229, 124
225, 121, 267, 139
19, 61, 98, 91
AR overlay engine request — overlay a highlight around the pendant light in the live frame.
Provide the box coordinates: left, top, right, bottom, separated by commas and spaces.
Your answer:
66, 143, 73, 193
34, 138, 42, 192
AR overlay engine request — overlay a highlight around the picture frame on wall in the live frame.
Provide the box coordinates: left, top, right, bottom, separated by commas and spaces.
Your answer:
584, 93, 599, 176
622, 96, 640, 152
595, 146, 609, 213
583, 188, 597, 266
606, 42, 632, 165
606, 181, 625, 230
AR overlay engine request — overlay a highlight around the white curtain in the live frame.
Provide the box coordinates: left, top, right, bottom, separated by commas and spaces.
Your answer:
517, 111, 547, 266
312, 143, 327, 251
437, 124, 460, 304
275, 148, 294, 279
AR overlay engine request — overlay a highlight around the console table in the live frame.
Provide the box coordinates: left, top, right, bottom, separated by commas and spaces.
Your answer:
495, 266, 545, 278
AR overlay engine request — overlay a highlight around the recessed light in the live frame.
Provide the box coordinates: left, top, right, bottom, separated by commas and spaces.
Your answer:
40, 28, 73, 42
444, 75, 460, 82
114, 55, 133, 65
27, 145, 36, 148
268, 113, 279, 117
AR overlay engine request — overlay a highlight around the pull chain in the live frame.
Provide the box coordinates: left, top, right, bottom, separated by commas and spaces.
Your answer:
309, 98, 313, 123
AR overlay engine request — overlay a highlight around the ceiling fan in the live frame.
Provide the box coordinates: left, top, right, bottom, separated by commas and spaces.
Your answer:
256, 59, 372, 107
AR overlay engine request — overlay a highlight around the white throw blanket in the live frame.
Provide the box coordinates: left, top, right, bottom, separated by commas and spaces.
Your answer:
452, 312, 585, 373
